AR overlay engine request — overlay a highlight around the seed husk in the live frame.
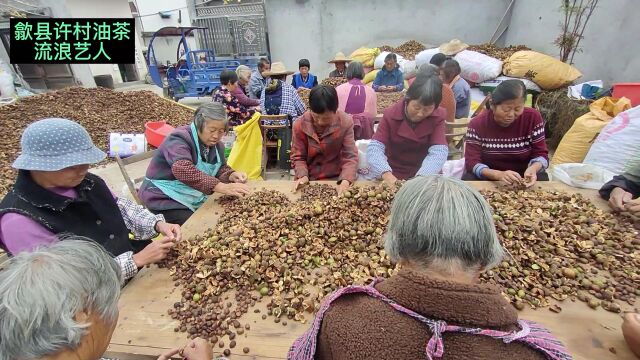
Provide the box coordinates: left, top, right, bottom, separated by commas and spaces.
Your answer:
163, 185, 638, 344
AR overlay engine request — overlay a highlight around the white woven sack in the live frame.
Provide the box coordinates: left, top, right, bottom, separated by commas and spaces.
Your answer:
583, 106, 640, 174
454, 50, 503, 83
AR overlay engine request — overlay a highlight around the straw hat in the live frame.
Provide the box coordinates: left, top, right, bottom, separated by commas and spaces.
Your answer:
328, 52, 352, 63
262, 62, 294, 77
13, 118, 106, 171
439, 39, 469, 56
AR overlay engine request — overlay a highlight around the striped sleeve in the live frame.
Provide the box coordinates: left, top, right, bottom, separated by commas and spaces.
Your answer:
416, 145, 448, 176
366, 139, 393, 179
114, 251, 138, 284
473, 163, 489, 179
529, 111, 549, 161
116, 197, 163, 240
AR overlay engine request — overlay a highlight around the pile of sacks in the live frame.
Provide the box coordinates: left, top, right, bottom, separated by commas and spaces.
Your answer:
348, 39, 583, 93
416, 39, 582, 91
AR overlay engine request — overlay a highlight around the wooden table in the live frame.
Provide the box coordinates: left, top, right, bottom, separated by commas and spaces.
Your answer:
107, 181, 636, 360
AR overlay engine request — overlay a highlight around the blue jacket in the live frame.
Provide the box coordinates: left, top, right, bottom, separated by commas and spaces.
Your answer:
291, 73, 318, 89
372, 66, 404, 92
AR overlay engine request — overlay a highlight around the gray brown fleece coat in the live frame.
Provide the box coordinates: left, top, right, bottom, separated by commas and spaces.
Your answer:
315, 268, 550, 360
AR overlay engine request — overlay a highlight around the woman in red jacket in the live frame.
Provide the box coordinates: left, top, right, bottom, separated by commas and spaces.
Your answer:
463, 80, 549, 186
291, 85, 358, 195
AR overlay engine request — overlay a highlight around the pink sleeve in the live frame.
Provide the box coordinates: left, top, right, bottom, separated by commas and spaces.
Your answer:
336, 84, 349, 113
365, 88, 378, 118
0, 213, 58, 254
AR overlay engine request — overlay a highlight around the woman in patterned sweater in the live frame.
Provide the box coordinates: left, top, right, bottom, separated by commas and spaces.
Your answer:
463, 80, 549, 186
212, 70, 256, 127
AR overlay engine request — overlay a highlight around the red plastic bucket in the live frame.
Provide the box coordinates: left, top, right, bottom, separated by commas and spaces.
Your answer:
613, 83, 640, 107
145, 121, 175, 148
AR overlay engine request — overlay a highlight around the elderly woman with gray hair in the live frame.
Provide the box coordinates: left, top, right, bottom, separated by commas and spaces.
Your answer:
139, 102, 250, 225
0, 239, 213, 360
289, 176, 572, 360
233, 65, 261, 108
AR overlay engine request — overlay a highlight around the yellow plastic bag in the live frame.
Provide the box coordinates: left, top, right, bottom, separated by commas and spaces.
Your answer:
227, 112, 263, 180
363, 69, 379, 84
349, 47, 380, 68
552, 97, 632, 167
503, 51, 582, 90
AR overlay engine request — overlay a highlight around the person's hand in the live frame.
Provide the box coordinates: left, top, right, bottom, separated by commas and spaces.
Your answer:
157, 347, 180, 360
157, 338, 213, 360
155, 221, 182, 242
523, 166, 538, 188
292, 176, 309, 192
133, 237, 175, 267
625, 197, 640, 215
622, 313, 640, 358
214, 182, 250, 197
609, 187, 633, 212
497, 170, 523, 186
381, 172, 398, 187
336, 180, 351, 195
181, 337, 214, 360
229, 171, 248, 183
254, 106, 261, 112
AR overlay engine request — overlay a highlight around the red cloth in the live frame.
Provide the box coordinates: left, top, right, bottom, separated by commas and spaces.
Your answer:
464, 107, 549, 175
291, 111, 358, 182
352, 114, 375, 140
372, 100, 447, 179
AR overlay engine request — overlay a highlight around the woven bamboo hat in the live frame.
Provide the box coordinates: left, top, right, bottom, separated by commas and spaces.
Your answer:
328, 52, 352, 63
262, 62, 294, 76
439, 39, 469, 56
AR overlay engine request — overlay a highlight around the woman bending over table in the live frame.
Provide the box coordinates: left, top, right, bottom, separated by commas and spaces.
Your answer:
289, 176, 570, 360
291, 85, 358, 195
367, 73, 448, 185
463, 79, 549, 186
139, 102, 250, 226
0, 118, 181, 284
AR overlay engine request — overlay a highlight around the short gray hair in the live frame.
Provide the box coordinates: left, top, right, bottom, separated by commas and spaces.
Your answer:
0, 239, 121, 359
346, 61, 364, 80
417, 63, 440, 78
194, 102, 228, 132
384, 176, 504, 273
236, 65, 252, 82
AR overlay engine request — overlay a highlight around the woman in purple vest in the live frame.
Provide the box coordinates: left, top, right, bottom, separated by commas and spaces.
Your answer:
335, 61, 378, 140
291, 59, 318, 91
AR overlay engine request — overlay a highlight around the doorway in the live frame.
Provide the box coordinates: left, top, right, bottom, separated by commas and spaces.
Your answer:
118, 64, 139, 82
